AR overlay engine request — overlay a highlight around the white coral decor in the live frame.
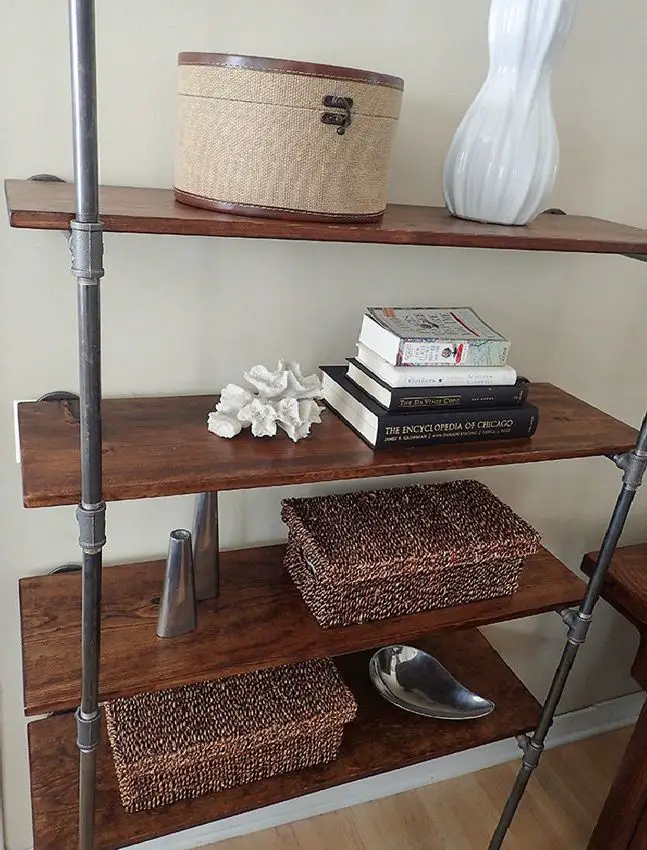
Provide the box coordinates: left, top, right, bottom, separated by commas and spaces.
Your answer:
207, 361, 324, 442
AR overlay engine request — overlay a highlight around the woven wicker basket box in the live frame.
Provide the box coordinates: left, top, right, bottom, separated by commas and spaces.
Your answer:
175, 53, 403, 222
104, 658, 357, 812
281, 480, 541, 628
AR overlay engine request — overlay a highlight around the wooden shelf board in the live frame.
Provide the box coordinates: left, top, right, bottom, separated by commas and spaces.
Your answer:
17, 383, 637, 508
20, 542, 584, 716
28, 629, 541, 850
7, 178, 647, 253
581, 543, 647, 627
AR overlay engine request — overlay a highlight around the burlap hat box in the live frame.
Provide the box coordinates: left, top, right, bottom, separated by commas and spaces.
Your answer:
175, 53, 404, 222
281, 480, 541, 629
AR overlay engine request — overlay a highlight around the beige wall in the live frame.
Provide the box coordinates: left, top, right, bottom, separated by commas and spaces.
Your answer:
1, 1, 646, 847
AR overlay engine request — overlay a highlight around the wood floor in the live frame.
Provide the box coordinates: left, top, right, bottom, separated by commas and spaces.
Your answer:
205, 727, 631, 850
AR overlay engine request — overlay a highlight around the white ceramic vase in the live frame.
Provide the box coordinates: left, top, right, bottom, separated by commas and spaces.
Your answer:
443, 0, 578, 226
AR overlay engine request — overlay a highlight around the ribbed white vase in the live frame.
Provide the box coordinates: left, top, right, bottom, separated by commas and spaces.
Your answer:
443, 0, 578, 226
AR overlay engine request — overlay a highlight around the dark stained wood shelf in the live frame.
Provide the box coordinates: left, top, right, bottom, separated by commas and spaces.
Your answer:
20, 543, 584, 716
7, 178, 647, 254
581, 544, 647, 686
16, 383, 637, 508
27, 630, 541, 850
581, 543, 647, 628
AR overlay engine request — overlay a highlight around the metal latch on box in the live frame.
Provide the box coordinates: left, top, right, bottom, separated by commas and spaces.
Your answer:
321, 96, 353, 135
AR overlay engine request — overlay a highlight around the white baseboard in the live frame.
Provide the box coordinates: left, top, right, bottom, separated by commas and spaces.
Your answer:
127, 690, 644, 850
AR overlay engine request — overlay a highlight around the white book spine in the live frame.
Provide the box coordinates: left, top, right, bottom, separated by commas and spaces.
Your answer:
356, 345, 517, 388
396, 368, 516, 387
399, 339, 511, 368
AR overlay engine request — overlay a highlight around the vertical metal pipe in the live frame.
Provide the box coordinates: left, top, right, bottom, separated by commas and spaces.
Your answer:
77, 275, 102, 517
489, 416, 647, 850
68, 3, 104, 850
79, 552, 103, 717
77, 742, 97, 850
69, 0, 99, 224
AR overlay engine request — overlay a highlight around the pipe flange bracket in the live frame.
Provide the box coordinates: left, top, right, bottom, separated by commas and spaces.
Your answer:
76, 502, 106, 554
37, 391, 79, 403
48, 563, 82, 575
69, 220, 104, 280
75, 708, 101, 752
613, 450, 647, 492
515, 734, 531, 754
28, 174, 66, 184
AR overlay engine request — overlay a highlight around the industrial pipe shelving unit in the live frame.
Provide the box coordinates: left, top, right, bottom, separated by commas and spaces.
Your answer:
8, 1, 647, 848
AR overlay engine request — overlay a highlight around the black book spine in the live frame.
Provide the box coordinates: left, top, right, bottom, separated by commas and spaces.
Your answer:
390, 382, 529, 413
375, 404, 539, 449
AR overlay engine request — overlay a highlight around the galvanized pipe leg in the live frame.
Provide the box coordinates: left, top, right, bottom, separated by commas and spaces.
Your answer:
68, 1, 104, 849
74, 293, 105, 850
489, 423, 647, 849
73, 244, 105, 850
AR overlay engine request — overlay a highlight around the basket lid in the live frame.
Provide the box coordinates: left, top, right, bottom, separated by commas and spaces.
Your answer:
281, 481, 541, 583
105, 658, 357, 765
178, 52, 404, 91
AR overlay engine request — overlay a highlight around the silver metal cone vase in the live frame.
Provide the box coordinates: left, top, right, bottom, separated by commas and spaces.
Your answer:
157, 529, 197, 638
192, 491, 220, 600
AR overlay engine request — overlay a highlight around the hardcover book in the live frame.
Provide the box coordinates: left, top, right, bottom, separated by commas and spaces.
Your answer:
321, 366, 538, 450
356, 343, 518, 387
347, 358, 529, 412
359, 307, 511, 367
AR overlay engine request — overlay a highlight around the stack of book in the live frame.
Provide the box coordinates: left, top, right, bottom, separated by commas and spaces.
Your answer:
320, 307, 539, 449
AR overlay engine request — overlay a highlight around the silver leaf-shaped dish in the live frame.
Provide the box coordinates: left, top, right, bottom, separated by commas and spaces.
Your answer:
369, 645, 495, 720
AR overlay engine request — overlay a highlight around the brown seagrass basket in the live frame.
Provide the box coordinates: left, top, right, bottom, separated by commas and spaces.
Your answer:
281, 480, 541, 628
104, 658, 357, 812
175, 53, 404, 222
